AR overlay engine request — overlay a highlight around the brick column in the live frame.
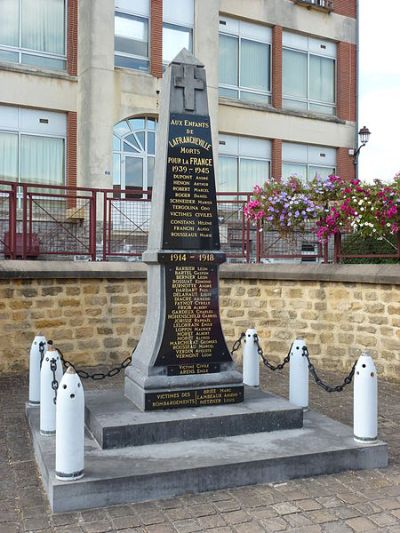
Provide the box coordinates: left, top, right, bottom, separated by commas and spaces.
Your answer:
67, 112, 78, 191
67, 0, 78, 76
150, 0, 163, 78
337, 41, 357, 122
272, 26, 282, 109
333, 0, 356, 18
271, 139, 282, 180
336, 147, 355, 179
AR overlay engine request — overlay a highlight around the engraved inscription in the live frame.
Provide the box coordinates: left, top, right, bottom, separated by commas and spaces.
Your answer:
163, 113, 220, 250
145, 386, 244, 410
155, 264, 231, 368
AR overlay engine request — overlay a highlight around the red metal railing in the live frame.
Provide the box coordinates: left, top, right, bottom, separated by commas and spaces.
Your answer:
1, 180, 398, 264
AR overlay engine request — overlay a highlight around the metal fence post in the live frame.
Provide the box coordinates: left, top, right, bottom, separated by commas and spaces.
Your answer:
89, 191, 97, 261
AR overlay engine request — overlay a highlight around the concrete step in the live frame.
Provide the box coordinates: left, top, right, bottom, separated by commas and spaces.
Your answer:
85, 387, 304, 449
26, 395, 388, 513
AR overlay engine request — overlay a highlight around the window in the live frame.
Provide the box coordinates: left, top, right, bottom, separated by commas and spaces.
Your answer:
115, 0, 149, 71
218, 134, 271, 193
113, 116, 157, 197
283, 32, 336, 115
0, 105, 66, 186
163, 0, 194, 64
282, 142, 336, 183
219, 18, 271, 105
0, 0, 66, 70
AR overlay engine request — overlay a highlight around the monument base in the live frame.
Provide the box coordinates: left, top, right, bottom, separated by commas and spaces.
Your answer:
26, 390, 388, 513
125, 365, 244, 411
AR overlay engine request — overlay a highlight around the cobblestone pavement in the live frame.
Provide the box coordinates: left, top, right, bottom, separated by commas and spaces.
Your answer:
1, 360, 400, 533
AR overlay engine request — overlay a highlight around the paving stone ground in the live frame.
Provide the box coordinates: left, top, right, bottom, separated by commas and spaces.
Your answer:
1, 359, 400, 533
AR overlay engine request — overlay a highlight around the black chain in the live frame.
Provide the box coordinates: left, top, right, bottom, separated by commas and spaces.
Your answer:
255, 335, 292, 371
56, 346, 134, 380
302, 345, 356, 393
230, 332, 246, 356
39, 341, 46, 367
50, 357, 59, 405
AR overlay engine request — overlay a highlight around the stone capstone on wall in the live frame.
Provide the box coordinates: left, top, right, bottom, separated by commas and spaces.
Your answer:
0, 261, 399, 381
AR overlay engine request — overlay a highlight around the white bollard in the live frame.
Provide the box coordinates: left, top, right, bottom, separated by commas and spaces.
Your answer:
289, 338, 309, 409
354, 352, 378, 442
56, 366, 85, 481
243, 328, 259, 387
40, 342, 63, 436
29, 333, 47, 405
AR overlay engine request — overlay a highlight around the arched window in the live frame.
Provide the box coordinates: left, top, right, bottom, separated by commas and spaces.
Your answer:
112, 116, 157, 197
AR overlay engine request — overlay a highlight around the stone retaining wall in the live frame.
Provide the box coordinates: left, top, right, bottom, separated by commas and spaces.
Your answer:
0, 261, 399, 381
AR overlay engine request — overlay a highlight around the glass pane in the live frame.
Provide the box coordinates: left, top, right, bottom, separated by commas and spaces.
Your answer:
114, 120, 130, 137
0, 0, 19, 46
309, 103, 335, 115
147, 157, 154, 189
218, 156, 237, 192
147, 118, 156, 130
148, 131, 155, 154
283, 49, 307, 98
21, 53, 65, 70
282, 162, 307, 182
241, 40, 269, 92
309, 165, 335, 180
163, 23, 192, 64
136, 131, 145, 150
115, 13, 148, 57
219, 34, 238, 87
128, 118, 145, 131
123, 141, 137, 153
239, 158, 269, 192
240, 91, 270, 105
112, 135, 120, 151
114, 54, 149, 71
219, 87, 239, 99
283, 98, 308, 111
0, 49, 19, 64
22, 0, 65, 54
124, 134, 141, 151
20, 135, 64, 185
0, 132, 18, 180
310, 55, 335, 104
112, 154, 121, 185
125, 156, 143, 188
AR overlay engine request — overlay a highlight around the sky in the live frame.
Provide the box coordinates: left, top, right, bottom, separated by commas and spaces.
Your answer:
358, 0, 400, 181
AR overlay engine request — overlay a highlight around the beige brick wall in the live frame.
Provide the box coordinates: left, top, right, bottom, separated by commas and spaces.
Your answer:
1, 262, 399, 381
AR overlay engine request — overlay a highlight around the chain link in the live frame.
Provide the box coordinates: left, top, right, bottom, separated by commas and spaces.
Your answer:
39, 341, 46, 367
50, 357, 59, 405
302, 345, 356, 393
255, 335, 292, 371
56, 346, 134, 380
230, 332, 246, 356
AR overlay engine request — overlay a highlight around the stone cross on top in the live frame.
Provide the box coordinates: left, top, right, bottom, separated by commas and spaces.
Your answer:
172, 49, 205, 111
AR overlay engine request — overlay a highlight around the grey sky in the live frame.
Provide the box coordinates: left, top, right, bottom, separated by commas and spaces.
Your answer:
358, 0, 400, 181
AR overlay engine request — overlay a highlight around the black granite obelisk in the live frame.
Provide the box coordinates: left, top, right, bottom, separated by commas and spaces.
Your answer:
124, 49, 243, 411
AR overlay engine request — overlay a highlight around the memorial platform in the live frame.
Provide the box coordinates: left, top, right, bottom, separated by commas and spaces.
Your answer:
26, 388, 388, 513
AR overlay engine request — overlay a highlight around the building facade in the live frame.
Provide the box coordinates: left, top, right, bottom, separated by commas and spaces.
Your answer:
0, 0, 358, 196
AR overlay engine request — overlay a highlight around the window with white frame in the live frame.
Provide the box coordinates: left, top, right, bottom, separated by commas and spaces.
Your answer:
218, 134, 271, 193
283, 32, 336, 115
163, 0, 193, 65
113, 116, 157, 198
219, 17, 271, 105
115, 0, 149, 71
0, 0, 66, 70
282, 142, 336, 183
0, 105, 66, 186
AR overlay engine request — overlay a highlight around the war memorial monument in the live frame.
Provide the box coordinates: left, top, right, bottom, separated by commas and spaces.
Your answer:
26, 50, 388, 512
